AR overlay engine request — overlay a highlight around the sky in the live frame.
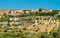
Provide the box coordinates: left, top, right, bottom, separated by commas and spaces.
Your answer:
0, 0, 60, 10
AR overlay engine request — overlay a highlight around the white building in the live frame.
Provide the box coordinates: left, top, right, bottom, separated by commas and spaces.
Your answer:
35, 19, 38, 25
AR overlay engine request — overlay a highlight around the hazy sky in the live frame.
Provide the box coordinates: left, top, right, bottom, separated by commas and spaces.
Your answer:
0, 0, 60, 10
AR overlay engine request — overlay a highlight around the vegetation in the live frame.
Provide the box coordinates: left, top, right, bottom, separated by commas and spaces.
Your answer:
0, 9, 60, 38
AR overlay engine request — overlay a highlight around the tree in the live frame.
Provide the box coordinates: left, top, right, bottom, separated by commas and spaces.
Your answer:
39, 8, 45, 11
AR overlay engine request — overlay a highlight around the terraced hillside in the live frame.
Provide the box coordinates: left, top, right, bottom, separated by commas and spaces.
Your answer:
0, 9, 60, 38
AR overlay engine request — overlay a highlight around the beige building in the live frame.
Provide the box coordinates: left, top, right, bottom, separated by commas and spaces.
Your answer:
58, 11, 60, 14
10, 17, 19, 21
42, 10, 52, 13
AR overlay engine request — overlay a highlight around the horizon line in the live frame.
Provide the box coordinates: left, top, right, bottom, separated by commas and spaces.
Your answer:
0, 8, 59, 10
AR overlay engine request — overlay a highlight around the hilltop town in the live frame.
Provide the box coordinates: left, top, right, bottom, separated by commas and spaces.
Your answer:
0, 8, 60, 38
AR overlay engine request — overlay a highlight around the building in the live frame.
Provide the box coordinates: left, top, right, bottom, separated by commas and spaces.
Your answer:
10, 17, 19, 21
58, 11, 60, 14
42, 10, 52, 13
16, 10, 24, 14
